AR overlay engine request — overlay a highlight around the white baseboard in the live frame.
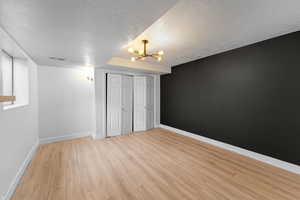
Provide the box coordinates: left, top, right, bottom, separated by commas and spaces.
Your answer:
154, 123, 161, 128
2, 132, 93, 200
92, 132, 97, 140
3, 140, 39, 200
92, 134, 104, 140
159, 124, 300, 175
39, 132, 92, 145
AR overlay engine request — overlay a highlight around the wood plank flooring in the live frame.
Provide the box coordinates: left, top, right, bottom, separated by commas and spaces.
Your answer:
12, 128, 300, 200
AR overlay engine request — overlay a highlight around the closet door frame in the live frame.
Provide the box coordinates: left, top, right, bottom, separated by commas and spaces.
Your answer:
96, 69, 158, 139
146, 76, 154, 130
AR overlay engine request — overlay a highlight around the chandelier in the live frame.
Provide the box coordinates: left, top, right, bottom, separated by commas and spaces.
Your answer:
128, 40, 164, 62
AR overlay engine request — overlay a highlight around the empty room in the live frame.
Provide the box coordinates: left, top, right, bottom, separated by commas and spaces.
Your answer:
1, 0, 300, 199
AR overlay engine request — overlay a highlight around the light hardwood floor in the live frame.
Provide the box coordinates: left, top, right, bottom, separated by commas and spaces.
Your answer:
12, 128, 300, 200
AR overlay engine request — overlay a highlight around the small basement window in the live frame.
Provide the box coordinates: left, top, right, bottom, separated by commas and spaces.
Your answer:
1, 50, 29, 110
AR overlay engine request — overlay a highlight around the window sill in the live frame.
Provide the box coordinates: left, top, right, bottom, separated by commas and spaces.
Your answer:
3, 103, 28, 111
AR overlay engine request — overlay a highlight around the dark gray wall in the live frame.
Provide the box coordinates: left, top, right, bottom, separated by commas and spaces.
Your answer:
161, 31, 300, 165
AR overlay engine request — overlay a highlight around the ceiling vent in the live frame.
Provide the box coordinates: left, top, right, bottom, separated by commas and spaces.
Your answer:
49, 56, 66, 61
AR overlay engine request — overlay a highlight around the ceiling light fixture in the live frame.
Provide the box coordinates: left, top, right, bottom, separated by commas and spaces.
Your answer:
128, 40, 164, 62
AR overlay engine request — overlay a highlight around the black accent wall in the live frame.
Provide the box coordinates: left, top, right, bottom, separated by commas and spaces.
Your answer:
161, 31, 300, 165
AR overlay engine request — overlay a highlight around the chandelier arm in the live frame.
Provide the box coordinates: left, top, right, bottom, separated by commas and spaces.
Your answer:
144, 41, 146, 56
129, 40, 163, 62
135, 55, 143, 60
151, 54, 159, 58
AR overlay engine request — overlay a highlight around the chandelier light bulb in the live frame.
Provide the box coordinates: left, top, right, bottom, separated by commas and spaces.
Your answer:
131, 57, 136, 62
128, 47, 134, 53
157, 56, 162, 61
158, 50, 164, 55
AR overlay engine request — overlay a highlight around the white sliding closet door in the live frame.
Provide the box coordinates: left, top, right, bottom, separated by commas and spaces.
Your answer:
146, 76, 154, 130
121, 75, 133, 134
107, 74, 122, 136
134, 76, 154, 131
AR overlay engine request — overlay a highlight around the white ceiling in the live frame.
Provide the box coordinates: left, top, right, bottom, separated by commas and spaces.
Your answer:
0, 0, 177, 68
117, 0, 300, 67
1, 0, 300, 71
0, 28, 26, 59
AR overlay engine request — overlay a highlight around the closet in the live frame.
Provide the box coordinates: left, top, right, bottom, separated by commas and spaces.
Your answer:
106, 74, 154, 137
133, 76, 154, 131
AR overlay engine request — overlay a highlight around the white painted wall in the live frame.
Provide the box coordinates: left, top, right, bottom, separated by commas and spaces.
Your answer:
38, 66, 96, 141
0, 30, 39, 199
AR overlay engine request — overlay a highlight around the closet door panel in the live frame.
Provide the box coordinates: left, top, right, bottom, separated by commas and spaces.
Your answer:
134, 77, 147, 131
146, 76, 154, 130
121, 75, 133, 134
107, 74, 122, 136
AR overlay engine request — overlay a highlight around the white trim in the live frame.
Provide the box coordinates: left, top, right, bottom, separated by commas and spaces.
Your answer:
107, 57, 171, 74
159, 124, 300, 175
96, 68, 154, 76
39, 132, 92, 145
92, 134, 104, 140
3, 104, 28, 111
91, 132, 96, 140
153, 75, 160, 128
3, 140, 39, 200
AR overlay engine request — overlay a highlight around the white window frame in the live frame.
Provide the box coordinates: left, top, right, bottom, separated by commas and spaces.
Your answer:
1, 49, 29, 110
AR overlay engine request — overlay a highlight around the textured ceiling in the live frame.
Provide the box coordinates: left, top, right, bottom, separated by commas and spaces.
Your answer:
1, 0, 300, 71
0, 0, 177, 68
117, 0, 300, 67
0, 28, 25, 59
